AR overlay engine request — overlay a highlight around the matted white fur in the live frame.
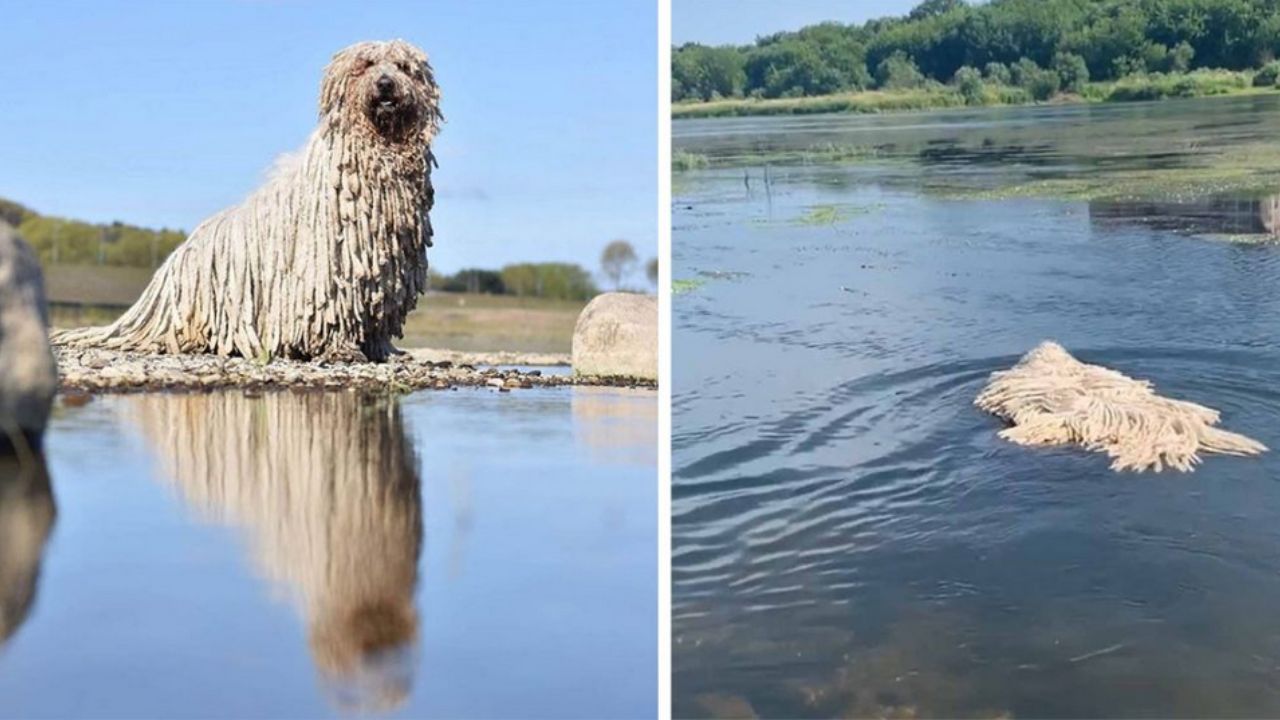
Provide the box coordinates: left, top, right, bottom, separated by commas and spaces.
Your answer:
53, 39, 442, 362
975, 341, 1266, 472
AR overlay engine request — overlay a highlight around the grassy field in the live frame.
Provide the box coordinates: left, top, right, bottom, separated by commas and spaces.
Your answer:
43, 264, 586, 354
400, 293, 584, 353
671, 70, 1270, 120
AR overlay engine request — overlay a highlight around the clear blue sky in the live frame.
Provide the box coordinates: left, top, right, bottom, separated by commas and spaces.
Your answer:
674, 0, 919, 46
0, 1, 656, 279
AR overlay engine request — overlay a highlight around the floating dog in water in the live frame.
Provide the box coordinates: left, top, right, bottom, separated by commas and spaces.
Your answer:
975, 341, 1266, 472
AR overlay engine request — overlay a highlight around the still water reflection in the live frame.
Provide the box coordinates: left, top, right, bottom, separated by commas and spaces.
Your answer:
133, 393, 423, 713
0, 455, 54, 653
1090, 193, 1280, 237
0, 387, 655, 719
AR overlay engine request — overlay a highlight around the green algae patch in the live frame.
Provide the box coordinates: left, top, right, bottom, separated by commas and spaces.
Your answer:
793, 203, 883, 226
744, 203, 884, 228
932, 145, 1280, 204
673, 278, 707, 295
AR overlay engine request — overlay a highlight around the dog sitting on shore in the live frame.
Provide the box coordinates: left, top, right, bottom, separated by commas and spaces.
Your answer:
53, 40, 442, 362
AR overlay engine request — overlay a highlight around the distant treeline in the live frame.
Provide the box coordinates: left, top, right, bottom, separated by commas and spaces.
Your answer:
1, 197, 186, 268
673, 0, 1280, 103
430, 264, 599, 301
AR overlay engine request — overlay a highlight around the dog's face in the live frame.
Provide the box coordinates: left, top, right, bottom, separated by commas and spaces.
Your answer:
321, 40, 442, 144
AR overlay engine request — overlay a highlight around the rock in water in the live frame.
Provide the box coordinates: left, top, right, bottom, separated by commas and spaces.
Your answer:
0, 222, 57, 452
976, 340, 1265, 472
572, 293, 658, 381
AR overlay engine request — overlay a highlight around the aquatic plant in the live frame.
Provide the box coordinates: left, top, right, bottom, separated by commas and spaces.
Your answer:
976, 341, 1266, 472
932, 140, 1280, 203
785, 203, 881, 226
797, 205, 846, 226
672, 278, 707, 295
672, 150, 711, 172
674, 143, 885, 173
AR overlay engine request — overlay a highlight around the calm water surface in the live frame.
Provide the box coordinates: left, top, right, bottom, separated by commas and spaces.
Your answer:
0, 385, 656, 719
673, 96, 1280, 718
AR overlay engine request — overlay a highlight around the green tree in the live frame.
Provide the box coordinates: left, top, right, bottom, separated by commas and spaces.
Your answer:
600, 240, 638, 290
0, 199, 33, 228
1028, 68, 1061, 100
1052, 52, 1089, 93
5, 199, 188, 268
746, 41, 845, 98
908, 0, 965, 21
983, 61, 1011, 85
440, 268, 505, 294
646, 257, 658, 287
672, 0, 1280, 103
672, 44, 747, 101
875, 51, 925, 89
953, 65, 985, 104
1010, 57, 1040, 87
1168, 41, 1196, 74
1255, 60, 1280, 87
500, 263, 598, 301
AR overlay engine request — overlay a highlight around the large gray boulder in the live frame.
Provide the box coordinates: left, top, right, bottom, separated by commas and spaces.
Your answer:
571, 293, 657, 381
0, 222, 57, 451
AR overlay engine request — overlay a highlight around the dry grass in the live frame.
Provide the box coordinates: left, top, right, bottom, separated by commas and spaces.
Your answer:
43, 265, 153, 307
400, 293, 584, 354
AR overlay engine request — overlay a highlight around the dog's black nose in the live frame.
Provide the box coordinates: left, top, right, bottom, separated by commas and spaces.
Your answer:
377, 74, 395, 94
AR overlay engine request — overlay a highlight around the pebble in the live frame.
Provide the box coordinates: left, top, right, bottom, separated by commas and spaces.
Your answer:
61, 392, 92, 407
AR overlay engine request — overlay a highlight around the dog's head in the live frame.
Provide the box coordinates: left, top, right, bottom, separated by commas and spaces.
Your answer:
321, 40, 442, 145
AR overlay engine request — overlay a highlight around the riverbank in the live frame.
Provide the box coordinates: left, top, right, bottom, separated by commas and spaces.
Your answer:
672, 69, 1269, 120
54, 347, 655, 395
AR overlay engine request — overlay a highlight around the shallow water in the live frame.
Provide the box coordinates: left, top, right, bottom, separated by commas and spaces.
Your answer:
673, 96, 1280, 718
0, 386, 656, 719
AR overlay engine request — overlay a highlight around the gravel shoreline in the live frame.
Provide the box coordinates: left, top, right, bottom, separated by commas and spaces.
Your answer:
55, 348, 655, 394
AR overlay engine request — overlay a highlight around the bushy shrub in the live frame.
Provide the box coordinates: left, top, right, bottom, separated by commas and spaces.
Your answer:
1254, 60, 1280, 87
983, 61, 1011, 85
1010, 58, 1041, 87
1028, 69, 1061, 100
875, 51, 925, 90
1052, 52, 1089, 93
953, 65, 985, 104
499, 263, 598, 301
439, 268, 506, 294
1010, 58, 1060, 100
1168, 41, 1195, 74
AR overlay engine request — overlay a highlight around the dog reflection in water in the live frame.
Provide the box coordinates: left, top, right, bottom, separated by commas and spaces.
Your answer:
127, 391, 422, 712
0, 454, 55, 651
